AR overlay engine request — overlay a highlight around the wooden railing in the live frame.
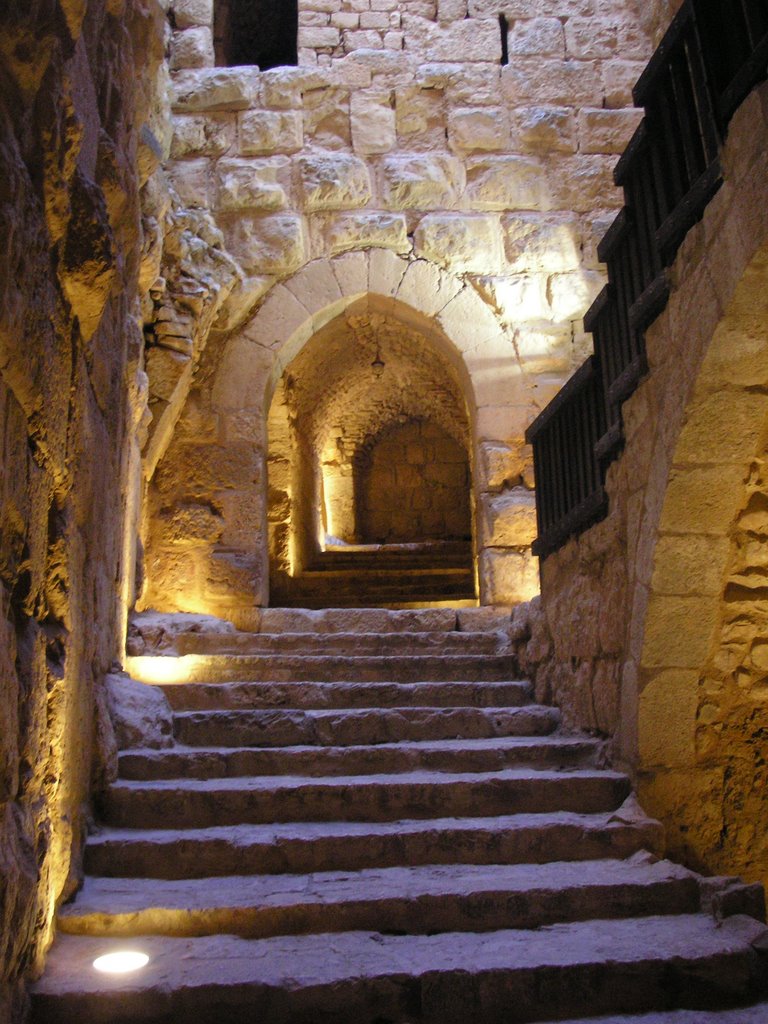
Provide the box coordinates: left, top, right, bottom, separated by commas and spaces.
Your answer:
527, 0, 768, 560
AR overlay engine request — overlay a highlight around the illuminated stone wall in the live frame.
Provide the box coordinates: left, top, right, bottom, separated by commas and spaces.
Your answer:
140, 0, 663, 612
512, 82, 768, 889
0, 0, 165, 1016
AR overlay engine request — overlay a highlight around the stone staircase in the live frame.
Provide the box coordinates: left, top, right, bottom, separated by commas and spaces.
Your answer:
31, 608, 768, 1023
279, 541, 476, 608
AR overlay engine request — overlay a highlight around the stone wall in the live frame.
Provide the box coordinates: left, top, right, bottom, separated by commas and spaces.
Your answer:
359, 419, 470, 543
139, 0, 661, 613
0, 0, 164, 1016
513, 81, 768, 889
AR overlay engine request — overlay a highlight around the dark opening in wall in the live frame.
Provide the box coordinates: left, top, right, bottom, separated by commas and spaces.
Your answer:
499, 14, 508, 65
215, 0, 298, 69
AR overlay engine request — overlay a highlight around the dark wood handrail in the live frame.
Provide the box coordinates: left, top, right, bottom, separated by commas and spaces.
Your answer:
528, 0, 768, 560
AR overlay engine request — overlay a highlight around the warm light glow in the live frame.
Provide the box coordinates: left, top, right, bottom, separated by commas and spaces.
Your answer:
93, 951, 149, 974
125, 654, 204, 685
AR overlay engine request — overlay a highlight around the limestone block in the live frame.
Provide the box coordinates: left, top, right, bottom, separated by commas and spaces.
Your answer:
466, 155, 550, 212
638, 670, 699, 768
414, 213, 503, 275
507, 17, 564, 57
216, 158, 288, 212
395, 258, 463, 318
475, 274, 550, 323
479, 441, 528, 492
156, 503, 224, 546
222, 214, 306, 275
674, 389, 768, 466
284, 259, 342, 316
239, 110, 304, 155
172, 68, 259, 111
343, 29, 387, 50
168, 158, 210, 207
501, 58, 602, 107
332, 12, 361, 28
242, 283, 311, 352
172, 0, 213, 28
297, 152, 372, 211
438, 284, 504, 353
105, 674, 173, 749
642, 595, 720, 669
564, 17, 617, 59
480, 548, 540, 605
260, 67, 313, 109
437, 0, 466, 19
395, 85, 443, 141
578, 108, 644, 155
299, 25, 341, 47
660, 464, 749, 536
602, 59, 647, 109
384, 30, 404, 49
325, 211, 409, 254
503, 214, 580, 274
381, 154, 464, 209
211, 337, 274, 412
171, 27, 214, 70
513, 106, 576, 154
443, 64, 505, 107
513, 324, 573, 373
548, 270, 605, 322
448, 107, 510, 152
552, 155, 620, 213
146, 346, 191, 401
171, 114, 236, 158
651, 535, 730, 598
369, 245, 409, 296
416, 17, 501, 62
483, 489, 538, 547
331, 250, 369, 296
214, 275, 274, 332
351, 92, 396, 154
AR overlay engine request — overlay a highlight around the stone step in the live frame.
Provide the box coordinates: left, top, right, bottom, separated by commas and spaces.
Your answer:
84, 808, 664, 879
118, 735, 599, 781
542, 1008, 768, 1024
102, 768, 631, 829
127, 652, 519, 684
30, 913, 768, 1024
172, 705, 560, 748
256, 607, 472, 633
159, 679, 532, 711
173, 629, 507, 657
279, 594, 479, 609
58, 856, 701, 939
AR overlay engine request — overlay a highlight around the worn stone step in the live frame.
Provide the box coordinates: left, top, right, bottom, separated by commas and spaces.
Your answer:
159, 679, 532, 712
281, 595, 479, 610
84, 807, 664, 879
58, 856, 701, 939
30, 914, 768, 1024
127, 652, 519, 684
542, 1007, 768, 1024
102, 768, 631, 829
173, 630, 507, 657
118, 735, 599, 781
172, 705, 560, 748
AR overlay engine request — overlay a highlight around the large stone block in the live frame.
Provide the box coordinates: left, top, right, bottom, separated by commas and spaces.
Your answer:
503, 213, 580, 273
239, 110, 304, 155
548, 269, 605, 322
577, 107, 644, 155
216, 158, 288, 212
297, 152, 372, 211
414, 213, 503, 274
466, 155, 550, 212
507, 17, 564, 56
171, 114, 236, 158
483, 489, 538, 547
501, 57, 602, 107
325, 211, 409, 254
105, 674, 173, 750
448, 107, 510, 152
172, 0, 213, 28
513, 106, 576, 154
351, 92, 397, 153
564, 17, 618, 59
222, 213, 306, 275
474, 274, 551, 323
172, 68, 259, 111
171, 27, 214, 70
380, 153, 464, 209
480, 547, 540, 604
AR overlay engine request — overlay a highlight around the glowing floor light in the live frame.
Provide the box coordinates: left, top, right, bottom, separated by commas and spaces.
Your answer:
92, 951, 149, 974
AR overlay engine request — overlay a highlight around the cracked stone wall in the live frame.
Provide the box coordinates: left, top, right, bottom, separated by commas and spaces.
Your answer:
512, 83, 768, 889
0, 0, 165, 1017
141, 0, 665, 613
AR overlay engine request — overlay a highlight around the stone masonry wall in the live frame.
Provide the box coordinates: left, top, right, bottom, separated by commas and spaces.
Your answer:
0, 1, 163, 1017
140, 0, 660, 613
512, 82, 768, 888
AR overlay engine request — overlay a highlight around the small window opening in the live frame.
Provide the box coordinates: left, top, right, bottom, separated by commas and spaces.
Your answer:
499, 13, 509, 66
215, 0, 298, 69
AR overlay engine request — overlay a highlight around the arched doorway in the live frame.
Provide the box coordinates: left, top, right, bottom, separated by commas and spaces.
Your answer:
266, 302, 477, 607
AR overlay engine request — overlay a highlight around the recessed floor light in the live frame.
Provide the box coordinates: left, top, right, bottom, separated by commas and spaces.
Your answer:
92, 951, 150, 974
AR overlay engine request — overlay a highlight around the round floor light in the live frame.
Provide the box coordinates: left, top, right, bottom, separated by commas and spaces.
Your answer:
92, 951, 149, 974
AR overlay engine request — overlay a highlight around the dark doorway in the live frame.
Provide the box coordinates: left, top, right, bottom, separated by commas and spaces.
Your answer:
215, 0, 298, 69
